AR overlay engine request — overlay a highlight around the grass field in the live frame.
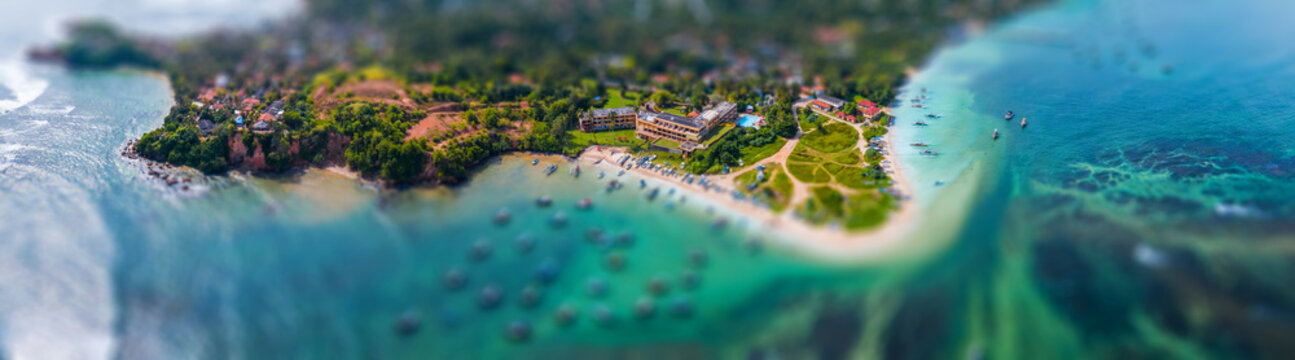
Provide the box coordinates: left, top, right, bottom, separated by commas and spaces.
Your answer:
603, 91, 642, 108
654, 138, 681, 150
800, 122, 858, 153
701, 125, 735, 147
832, 150, 862, 165
800, 113, 821, 132
736, 164, 793, 213
787, 163, 831, 183
738, 137, 787, 167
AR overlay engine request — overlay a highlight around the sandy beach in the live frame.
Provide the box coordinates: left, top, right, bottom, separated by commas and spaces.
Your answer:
575, 139, 921, 262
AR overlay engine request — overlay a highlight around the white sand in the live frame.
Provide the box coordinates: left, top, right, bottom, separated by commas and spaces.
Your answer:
576, 143, 921, 263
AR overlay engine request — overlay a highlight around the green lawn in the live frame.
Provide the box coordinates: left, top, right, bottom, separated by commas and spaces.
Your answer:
835, 167, 871, 190
800, 122, 859, 153
701, 125, 735, 147
799, 113, 821, 133
738, 137, 787, 166
737, 164, 793, 213
789, 143, 823, 163
654, 138, 681, 150
604, 91, 642, 108
832, 150, 862, 165
843, 192, 896, 230
663, 107, 688, 116
564, 129, 640, 156
787, 163, 831, 183
567, 129, 637, 147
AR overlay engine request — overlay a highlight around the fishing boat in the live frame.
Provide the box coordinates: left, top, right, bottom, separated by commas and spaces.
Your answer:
926, 113, 942, 119
536, 195, 553, 207
647, 188, 660, 201
617, 170, 625, 176
543, 165, 558, 176
1021, 118, 1028, 128
531, 158, 539, 165
571, 165, 581, 177
993, 129, 1000, 140
913, 121, 929, 126
1005, 111, 1015, 120
911, 142, 929, 147
921, 149, 941, 156
598, 171, 605, 179
576, 197, 593, 210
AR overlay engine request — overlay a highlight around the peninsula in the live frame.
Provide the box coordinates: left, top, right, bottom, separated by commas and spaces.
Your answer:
36, 0, 1043, 235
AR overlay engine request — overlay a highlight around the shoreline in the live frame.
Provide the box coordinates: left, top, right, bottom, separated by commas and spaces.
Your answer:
575, 143, 920, 262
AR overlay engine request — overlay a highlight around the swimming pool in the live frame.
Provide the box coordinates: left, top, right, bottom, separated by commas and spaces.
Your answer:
737, 114, 763, 128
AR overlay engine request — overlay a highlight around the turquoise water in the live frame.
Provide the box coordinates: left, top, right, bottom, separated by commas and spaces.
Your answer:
4, 0, 1295, 358
737, 114, 763, 128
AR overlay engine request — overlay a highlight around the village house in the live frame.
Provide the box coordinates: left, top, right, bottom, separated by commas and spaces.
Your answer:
856, 99, 882, 122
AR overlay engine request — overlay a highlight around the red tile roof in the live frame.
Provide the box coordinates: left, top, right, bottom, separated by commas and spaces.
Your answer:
863, 107, 881, 116
857, 99, 877, 108
810, 99, 831, 109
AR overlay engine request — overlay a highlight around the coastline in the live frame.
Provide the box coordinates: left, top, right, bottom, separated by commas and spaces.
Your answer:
575, 142, 920, 263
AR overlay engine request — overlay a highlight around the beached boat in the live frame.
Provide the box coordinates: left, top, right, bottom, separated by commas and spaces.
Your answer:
1005, 111, 1015, 120
531, 158, 538, 165
543, 164, 558, 176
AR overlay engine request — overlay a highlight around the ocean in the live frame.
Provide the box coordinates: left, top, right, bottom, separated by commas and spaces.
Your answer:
2, 0, 1295, 358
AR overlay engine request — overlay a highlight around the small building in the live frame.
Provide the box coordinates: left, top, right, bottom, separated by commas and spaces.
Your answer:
196, 118, 216, 135
251, 120, 272, 134
857, 99, 882, 122
266, 100, 286, 117
816, 96, 846, 110
579, 107, 637, 132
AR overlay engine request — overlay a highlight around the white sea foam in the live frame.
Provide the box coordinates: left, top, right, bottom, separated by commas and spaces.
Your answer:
0, 58, 48, 114
0, 164, 116, 360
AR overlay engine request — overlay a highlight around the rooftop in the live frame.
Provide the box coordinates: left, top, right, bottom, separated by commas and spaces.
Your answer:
818, 96, 846, 108
639, 110, 702, 129
590, 106, 635, 118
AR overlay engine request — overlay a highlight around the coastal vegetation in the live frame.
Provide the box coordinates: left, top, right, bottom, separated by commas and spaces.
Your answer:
41, 0, 1044, 232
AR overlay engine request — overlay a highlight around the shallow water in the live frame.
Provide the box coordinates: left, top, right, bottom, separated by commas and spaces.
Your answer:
3, 0, 1295, 358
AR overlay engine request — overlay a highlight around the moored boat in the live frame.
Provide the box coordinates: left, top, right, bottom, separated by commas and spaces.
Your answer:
1005, 111, 1015, 120
1021, 118, 1028, 128
993, 129, 1000, 140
